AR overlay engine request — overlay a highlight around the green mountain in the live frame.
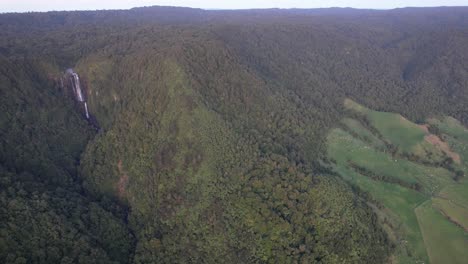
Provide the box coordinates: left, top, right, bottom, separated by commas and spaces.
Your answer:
1, 6, 468, 264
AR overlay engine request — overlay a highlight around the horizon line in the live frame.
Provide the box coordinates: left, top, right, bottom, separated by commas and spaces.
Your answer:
1, 5, 468, 14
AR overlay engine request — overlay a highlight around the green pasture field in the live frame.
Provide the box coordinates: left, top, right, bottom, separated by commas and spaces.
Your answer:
329, 100, 468, 263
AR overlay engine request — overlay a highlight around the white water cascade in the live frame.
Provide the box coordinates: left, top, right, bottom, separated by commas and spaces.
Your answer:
84, 102, 90, 119
67, 69, 90, 120
72, 73, 84, 102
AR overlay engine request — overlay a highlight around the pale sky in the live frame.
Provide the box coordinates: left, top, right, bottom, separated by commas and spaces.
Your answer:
1, 0, 467, 12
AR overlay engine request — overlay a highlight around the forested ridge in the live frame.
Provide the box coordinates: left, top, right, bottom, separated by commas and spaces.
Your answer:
1, 6, 468, 263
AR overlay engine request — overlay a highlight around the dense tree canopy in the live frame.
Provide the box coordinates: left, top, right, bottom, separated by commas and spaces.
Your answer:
1, 6, 467, 263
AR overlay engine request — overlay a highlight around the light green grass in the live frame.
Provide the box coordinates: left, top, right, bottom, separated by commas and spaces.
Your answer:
428, 117, 468, 172
329, 100, 468, 264
329, 129, 452, 194
432, 197, 468, 231
415, 200, 468, 264
438, 179, 468, 209
329, 130, 430, 263
429, 117, 468, 143
368, 112, 425, 152
446, 137, 468, 171
344, 99, 426, 152
341, 118, 385, 148
332, 165, 429, 264
344, 100, 451, 168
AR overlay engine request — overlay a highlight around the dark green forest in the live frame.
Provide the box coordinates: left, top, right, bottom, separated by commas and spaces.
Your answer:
1, 6, 468, 263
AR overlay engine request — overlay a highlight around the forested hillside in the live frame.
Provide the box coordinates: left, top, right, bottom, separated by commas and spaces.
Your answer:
1, 6, 467, 263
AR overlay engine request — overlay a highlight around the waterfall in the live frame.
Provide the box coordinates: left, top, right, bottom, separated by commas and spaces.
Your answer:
84, 102, 90, 119
72, 73, 84, 102
67, 69, 90, 120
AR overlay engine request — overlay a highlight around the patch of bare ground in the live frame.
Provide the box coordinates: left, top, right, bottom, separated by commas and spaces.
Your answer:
418, 124, 429, 133
117, 160, 129, 197
416, 123, 461, 163
424, 134, 461, 164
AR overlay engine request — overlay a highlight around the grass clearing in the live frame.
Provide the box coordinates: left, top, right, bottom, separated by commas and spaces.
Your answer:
438, 179, 468, 209
344, 99, 426, 152
429, 117, 468, 143
429, 117, 468, 172
329, 129, 452, 195
333, 165, 428, 264
415, 200, 468, 264
341, 118, 386, 148
368, 112, 425, 152
432, 197, 468, 231
344, 100, 451, 165
329, 99, 468, 264
329, 130, 430, 263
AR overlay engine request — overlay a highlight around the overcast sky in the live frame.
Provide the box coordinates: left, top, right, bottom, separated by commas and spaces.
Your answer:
1, 0, 467, 12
